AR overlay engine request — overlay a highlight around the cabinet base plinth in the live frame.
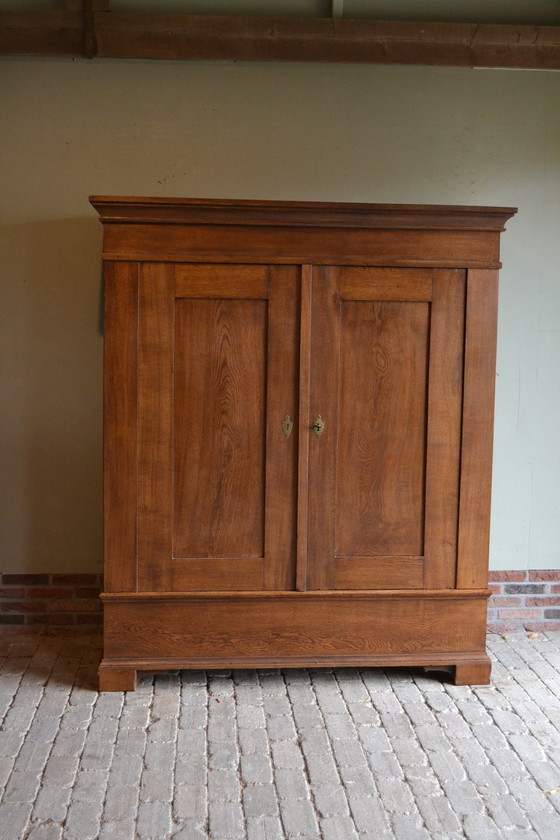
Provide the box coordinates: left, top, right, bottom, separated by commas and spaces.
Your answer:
99, 590, 491, 690
99, 664, 137, 692
453, 659, 492, 685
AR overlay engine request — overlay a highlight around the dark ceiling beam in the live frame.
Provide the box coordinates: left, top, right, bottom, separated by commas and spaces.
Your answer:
1, 12, 559, 69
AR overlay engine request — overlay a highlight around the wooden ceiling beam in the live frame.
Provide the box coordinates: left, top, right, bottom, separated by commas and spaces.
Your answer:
1, 12, 559, 69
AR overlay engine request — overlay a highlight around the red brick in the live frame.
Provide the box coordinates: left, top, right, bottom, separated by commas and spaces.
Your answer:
47, 599, 100, 613
487, 621, 520, 633
490, 597, 521, 607
526, 597, 560, 607
488, 584, 501, 595
27, 587, 73, 600
498, 609, 541, 620
0, 588, 25, 599
51, 574, 99, 585
0, 615, 25, 625
1, 601, 47, 613
488, 571, 526, 582
75, 588, 102, 599
524, 622, 560, 632
529, 571, 560, 581
552, 585, 560, 594
1, 574, 49, 585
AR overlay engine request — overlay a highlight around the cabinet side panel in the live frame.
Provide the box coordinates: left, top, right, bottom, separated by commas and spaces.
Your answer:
423, 269, 466, 589
103, 261, 138, 592
457, 270, 499, 588
137, 263, 175, 591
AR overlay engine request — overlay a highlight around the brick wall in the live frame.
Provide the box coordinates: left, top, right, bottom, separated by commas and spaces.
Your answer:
0, 574, 102, 633
488, 571, 560, 634
1, 571, 560, 634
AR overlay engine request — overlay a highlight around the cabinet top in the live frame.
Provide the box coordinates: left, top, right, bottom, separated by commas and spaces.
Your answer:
90, 195, 516, 232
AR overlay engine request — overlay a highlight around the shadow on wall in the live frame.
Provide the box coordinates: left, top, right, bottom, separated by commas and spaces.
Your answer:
0, 216, 104, 575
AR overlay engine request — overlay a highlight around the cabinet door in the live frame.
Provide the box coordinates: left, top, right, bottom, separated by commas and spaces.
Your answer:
136, 263, 299, 591
306, 267, 465, 590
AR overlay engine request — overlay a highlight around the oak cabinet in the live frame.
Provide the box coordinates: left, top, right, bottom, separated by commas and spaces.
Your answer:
91, 196, 516, 691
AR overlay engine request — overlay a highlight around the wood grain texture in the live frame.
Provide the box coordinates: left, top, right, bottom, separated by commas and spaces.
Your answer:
101, 591, 489, 661
263, 266, 299, 590
423, 270, 466, 589
4, 13, 560, 70
296, 266, 312, 592
341, 267, 433, 301
91, 196, 517, 231
100, 224, 504, 269
173, 297, 266, 560
457, 270, 499, 589
137, 263, 175, 592
103, 261, 138, 593
175, 263, 268, 299
335, 297, 429, 559
306, 266, 339, 590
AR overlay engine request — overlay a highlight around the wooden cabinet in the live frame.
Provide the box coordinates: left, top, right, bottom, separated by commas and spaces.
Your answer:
91, 196, 516, 691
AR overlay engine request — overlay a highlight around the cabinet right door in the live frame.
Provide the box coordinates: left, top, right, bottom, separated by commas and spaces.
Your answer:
306, 266, 466, 591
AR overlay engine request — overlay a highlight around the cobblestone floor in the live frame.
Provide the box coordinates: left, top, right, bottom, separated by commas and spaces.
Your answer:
1, 632, 560, 839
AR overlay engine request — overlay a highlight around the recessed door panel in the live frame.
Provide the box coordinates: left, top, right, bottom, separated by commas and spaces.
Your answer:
336, 300, 429, 558
137, 263, 299, 591
306, 266, 465, 591
174, 298, 266, 559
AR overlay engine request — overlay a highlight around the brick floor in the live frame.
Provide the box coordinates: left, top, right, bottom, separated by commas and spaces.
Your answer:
1, 632, 560, 839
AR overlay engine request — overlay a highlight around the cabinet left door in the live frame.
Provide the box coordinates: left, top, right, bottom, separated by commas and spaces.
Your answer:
105, 261, 300, 593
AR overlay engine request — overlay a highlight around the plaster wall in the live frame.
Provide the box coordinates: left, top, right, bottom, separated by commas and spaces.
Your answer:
1, 59, 559, 572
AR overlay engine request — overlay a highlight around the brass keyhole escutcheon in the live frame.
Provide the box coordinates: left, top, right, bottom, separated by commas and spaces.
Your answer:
282, 415, 294, 439
313, 415, 325, 438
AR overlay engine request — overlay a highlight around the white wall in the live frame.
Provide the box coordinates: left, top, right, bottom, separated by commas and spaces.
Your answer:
1, 58, 559, 572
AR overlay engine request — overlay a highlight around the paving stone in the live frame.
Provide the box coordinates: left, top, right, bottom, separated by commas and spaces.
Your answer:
238, 726, 269, 755
320, 814, 360, 839
136, 800, 173, 840
140, 768, 174, 802
175, 752, 207, 784
305, 753, 340, 787
291, 702, 324, 729
415, 792, 462, 835
346, 792, 391, 834
274, 767, 311, 801
441, 779, 486, 816
462, 813, 504, 840
2, 770, 41, 803
312, 784, 349, 817
103, 783, 139, 821
174, 783, 208, 820
208, 800, 245, 839
31, 782, 72, 822
270, 740, 304, 771
279, 796, 319, 836
207, 768, 240, 802
242, 783, 279, 817
375, 778, 417, 813
390, 812, 429, 840
64, 798, 104, 839
2, 633, 560, 840
241, 752, 274, 784
265, 714, 297, 741
97, 820, 137, 840
0, 801, 32, 839
25, 825, 63, 840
